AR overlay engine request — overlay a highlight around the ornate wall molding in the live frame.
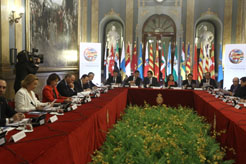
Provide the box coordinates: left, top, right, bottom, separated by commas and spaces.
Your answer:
82, 0, 87, 42
91, 0, 99, 42
223, 0, 232, 47
126, 0, 134, 44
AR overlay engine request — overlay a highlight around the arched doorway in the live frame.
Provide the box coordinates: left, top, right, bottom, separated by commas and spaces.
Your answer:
142, 14, 176, 78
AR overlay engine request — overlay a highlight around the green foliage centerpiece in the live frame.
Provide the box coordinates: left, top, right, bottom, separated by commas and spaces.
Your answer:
91, 104, 233, 164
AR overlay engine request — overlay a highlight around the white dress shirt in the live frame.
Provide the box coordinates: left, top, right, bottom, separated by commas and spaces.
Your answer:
15, 88, 48, 113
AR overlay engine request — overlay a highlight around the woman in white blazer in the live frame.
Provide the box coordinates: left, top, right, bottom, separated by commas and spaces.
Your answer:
15, 74, 48, 113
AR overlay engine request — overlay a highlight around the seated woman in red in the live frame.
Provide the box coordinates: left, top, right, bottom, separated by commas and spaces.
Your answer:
165, 74, 178, 88
42, 73, 71, 103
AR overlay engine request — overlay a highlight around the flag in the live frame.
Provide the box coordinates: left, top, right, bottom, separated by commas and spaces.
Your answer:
198, 44, 204, 81
131, 42, 138, 73
120, 41, 126, 79
180, 42, 186, 81
114, 42, 120, 72
186, 43, 191, 74
160, 42, 166, 82
108, 45, 115, 76
210, 44, 215, 79
149, 43, 154, 73
104, 43, 108, 80
173, 43, 178, 82
154, 42, 160, 80
167, 42, 172, 76
205, 45, 209, 73
192, 43, 198, 80
217, 44, 223, 82
125, 42, 131, 76
137, 43, 144, 79
144, 42, 149, 77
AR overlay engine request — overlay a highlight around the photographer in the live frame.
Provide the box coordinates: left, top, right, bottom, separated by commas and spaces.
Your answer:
14, 50, 41, 93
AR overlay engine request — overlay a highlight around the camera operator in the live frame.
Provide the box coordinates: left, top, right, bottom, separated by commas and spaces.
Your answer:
14, 50, 40, 93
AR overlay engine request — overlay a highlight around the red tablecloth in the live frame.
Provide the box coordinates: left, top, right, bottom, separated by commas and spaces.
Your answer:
1, 88, 246, 164
0, 88, 128, 164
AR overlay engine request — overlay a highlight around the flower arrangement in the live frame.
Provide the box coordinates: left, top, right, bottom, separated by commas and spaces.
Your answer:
91, 104, 233, 164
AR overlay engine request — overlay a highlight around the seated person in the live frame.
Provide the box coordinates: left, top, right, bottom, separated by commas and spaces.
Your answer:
182, 73, 197, 88
15, 74, 49, 113
106, 70, 122, 85
42, 73, 71, 103
165, 74, 178, 88
234, 77, 246, 99
228, 77, 241, 96
57, 73, 77, 97
88, 72, 97, 89
125, 70, 142, 86
143, 71, 159, 88
199, 72, 217, 88
74, 74, 91, 92
0, 78, 25, 126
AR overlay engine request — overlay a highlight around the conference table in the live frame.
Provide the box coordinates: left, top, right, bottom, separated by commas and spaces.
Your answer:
0, 88, 245, 163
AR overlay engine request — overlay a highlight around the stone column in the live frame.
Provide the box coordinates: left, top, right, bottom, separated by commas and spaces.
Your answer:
91, 0, 99, 42
126, 0, 134, 44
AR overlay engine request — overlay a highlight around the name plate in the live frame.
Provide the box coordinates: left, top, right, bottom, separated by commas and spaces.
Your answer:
49, 115, 58, 123
223, 99, 228, 103
235, 104, 241, 110
0, 137, 6, 146
152, 87, 162, 90
72, 104, 77, 110
172, 87, 182, 90
215, 95, 219, 98
130, 86, 138, 88
11, 131, 26, 143
194, 88, 203, 91
39, 119, 45, 125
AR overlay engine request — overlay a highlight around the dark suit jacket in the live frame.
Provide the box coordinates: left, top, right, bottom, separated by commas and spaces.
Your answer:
57, 79, 77, 97
88, 81, 96, 89
14, 62, 39, 93
229, 84, 240, 93
182, 80, 197, 88
143, 77, 159, 87
106, 76, 122, 85
234, 86, 246, 99
74, 80, 89, 92
0, 97, 16, 127
125, 76, 142, 86
199, 78, 217, 88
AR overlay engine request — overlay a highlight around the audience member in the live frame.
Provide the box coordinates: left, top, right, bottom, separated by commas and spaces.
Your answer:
15, 74, 48, 113
199, 72, 217, 88
57, 73, 77, 97
0, 78, 25, 126
143, 71, 159, 88
165, 74, 178, 88
42, 73, 71, 103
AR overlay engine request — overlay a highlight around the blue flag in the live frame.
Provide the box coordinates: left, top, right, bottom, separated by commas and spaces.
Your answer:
217, 44, 223, 82
137, 43, 144, 79
167, 42, 172, 76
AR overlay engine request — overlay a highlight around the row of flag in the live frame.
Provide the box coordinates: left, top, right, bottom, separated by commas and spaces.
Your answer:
104, 41, 224, 82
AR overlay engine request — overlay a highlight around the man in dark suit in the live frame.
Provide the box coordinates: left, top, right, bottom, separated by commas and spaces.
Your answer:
199, 72, 217, 88
0, 78, 25, 127
235, 77, 246, 99
125, 70, 142, 86
57, 73, 77, 97
88, 72, 97, 89
74, 74, 90, 92
143, 71, 159, 88
228, 77, 240, 95
182, 73, 197, 88
106, 70, 122, 85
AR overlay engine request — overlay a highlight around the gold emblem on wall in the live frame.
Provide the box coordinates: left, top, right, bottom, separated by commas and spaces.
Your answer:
156, 93, 164, 105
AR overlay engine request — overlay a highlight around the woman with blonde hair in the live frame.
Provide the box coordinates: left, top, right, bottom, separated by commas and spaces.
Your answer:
15, 74, 48, 112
